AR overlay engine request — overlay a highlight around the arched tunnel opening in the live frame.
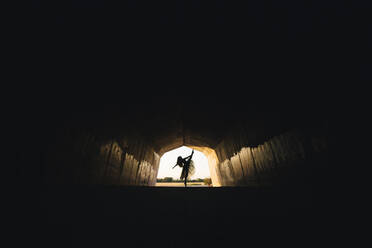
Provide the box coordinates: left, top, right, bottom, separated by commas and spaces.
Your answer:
156, 146, 213, 187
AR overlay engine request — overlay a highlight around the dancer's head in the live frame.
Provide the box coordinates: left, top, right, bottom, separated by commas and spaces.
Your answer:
177, 156, 183, 165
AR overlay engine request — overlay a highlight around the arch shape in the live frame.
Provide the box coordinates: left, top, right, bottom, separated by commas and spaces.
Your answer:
156, 144, 222, 187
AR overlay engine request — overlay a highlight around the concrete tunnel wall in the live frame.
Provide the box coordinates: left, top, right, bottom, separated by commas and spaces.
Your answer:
214, 122, 328, 187
188, 146, 222, 187
43, 127, 160, 186
40, 120, 327, 187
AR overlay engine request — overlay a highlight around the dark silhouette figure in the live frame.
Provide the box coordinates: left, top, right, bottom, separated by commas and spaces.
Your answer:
172, 150, 195, 187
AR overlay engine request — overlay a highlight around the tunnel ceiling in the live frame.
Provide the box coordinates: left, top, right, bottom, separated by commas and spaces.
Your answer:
46, 86, 325, 156
25, 0, 331, 155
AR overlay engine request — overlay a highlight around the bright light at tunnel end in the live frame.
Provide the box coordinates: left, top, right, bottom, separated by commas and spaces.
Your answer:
156, 146, 211, 185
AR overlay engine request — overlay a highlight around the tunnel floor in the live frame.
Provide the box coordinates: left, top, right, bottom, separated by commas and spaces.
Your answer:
27, 184, 319, 248
39, 185, 313, 217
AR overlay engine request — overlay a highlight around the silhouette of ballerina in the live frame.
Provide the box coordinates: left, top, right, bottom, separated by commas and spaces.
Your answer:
172, 150, 195, 187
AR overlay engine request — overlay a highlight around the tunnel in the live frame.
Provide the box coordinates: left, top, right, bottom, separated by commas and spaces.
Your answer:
18, 89, 328, 247
16, 0, 335, 247
32, 93, 327, 189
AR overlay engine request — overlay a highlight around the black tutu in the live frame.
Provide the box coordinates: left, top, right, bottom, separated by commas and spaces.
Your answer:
180, 160, 195, 180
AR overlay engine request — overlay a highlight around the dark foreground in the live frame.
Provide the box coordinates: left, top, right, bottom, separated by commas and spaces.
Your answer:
15, 184, 325, 248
